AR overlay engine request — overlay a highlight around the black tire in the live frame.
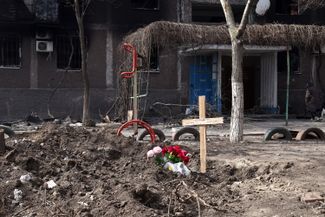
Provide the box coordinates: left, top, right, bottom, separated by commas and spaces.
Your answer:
0, 125, 15, 137
264, 127, 292, 141
173, 127, 200, 141
137, 128, 166, 142
295, 127, 325, 140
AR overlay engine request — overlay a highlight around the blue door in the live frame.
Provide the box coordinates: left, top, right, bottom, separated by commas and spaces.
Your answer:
189, 56, 216, 109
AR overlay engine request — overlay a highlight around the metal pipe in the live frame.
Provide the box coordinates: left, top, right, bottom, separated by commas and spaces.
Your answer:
285, 48, 290, 126
133, 66, 138, 134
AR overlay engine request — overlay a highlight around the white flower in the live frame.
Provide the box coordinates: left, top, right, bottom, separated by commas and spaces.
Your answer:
152, 146, 162, 154
146, 150, 155, 158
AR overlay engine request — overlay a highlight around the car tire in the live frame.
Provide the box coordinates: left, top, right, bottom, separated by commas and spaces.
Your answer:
295, 127, 325, 140
138, 128, 166, 142
264, 127, 292, 141
173, 127, 200, 141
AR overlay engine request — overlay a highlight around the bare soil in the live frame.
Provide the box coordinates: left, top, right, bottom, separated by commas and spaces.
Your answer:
0, 123, 324, 217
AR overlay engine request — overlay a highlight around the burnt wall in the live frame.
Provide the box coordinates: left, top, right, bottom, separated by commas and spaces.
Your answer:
110, 0, 177, 28
0, 0, 181, 121
110, 0, 178, 89
37, 29, 107, 89
278, 50, 312, 116
0, 88, 116, 121
149, 48, 178, 90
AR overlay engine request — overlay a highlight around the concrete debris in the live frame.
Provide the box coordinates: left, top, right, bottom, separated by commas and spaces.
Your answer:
20, 174, 32, 184
301, 192, 325, 203
46, 180, 57, 189
12, 189, 23, 204
69, 123, 83, 127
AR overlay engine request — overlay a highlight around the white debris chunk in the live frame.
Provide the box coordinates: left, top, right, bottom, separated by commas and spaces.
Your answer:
20, 174, 32, 184
78, 202, 89, 206
12, 189, 23, 204
46, 180, 57, 189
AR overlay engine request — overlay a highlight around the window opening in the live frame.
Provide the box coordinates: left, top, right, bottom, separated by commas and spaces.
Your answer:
149, 46, 159, 71
56, 35, 81, 70
131, 0, 159, 10
275, 0, 298, 15
0, 35, 21, 68
192, 3, 244, 23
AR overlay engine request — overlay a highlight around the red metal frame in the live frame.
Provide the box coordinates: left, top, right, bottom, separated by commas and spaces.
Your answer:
117, 119, 156, 143
120, 43, 137, 79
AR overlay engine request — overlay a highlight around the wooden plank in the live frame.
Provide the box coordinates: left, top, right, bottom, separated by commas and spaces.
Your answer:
199, 96, 207, 173
182, 117, 224, 126
0, 129, 5, 154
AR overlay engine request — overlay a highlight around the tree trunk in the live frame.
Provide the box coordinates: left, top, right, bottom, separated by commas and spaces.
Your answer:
79, 22, 91, 125
220, 0, 256, 143
74, 0, 91, 126
230, 40, 244, 143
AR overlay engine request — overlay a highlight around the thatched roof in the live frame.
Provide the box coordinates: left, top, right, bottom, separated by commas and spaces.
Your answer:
123, 21, 325, 58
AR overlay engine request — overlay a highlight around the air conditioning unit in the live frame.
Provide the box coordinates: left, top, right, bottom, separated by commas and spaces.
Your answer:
36, 31, 52, 40
36, 41, 53, 52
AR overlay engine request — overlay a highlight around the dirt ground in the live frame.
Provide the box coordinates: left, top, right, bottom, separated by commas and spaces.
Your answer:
0, 123, 325, 217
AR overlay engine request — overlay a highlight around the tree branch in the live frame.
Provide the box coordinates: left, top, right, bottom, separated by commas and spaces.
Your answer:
74, 0, 82, 24
220, 0, 236, 28
236, 0, 257, 39
82, 0, 92, 18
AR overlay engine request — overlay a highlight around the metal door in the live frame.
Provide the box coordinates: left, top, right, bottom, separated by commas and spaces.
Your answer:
189, 56, 216, 108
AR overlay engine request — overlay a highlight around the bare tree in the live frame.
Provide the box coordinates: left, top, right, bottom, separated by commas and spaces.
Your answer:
63, 0, 92, 126
74, 0, 92, 126
220, 0, 257, 143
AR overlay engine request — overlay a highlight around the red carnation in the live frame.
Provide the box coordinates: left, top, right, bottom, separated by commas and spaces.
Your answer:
162, 147, 168, 156
177, 151, 189, 164
159, 145, 190, 164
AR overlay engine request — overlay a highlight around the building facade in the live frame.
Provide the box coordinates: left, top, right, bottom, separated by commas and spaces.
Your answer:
0, 0, 325, 121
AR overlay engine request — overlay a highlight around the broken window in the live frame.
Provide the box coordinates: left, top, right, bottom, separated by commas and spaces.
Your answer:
56, 35, 81, 70
277, 48, 300, 74
192, 3, 244, 23
275, 0, 299, 15
149, 46, 159, 71
0, 35, 21, 68
34, 0, 59, 23
131, 0, 159, 10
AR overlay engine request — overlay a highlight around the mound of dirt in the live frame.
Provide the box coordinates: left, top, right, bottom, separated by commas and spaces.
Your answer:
0, 123, 288, 217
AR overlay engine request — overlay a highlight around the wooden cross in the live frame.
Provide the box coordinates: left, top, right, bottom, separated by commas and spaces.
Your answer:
182, 96, 224, 173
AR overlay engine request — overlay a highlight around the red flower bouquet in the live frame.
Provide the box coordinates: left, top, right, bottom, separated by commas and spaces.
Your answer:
147, 145, 191, 176
161, 145, 190, 165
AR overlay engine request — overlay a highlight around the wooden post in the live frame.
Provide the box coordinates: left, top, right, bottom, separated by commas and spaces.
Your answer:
285, 48, 290, 126
182, 96, 224, 173
199, 96, 207, 173
0, 129, 5, 154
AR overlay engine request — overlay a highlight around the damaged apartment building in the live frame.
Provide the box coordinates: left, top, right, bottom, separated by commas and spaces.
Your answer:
176, 0, 325, 117
0, 0, 325, 120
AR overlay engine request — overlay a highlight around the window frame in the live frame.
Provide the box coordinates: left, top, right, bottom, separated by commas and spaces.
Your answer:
131, 0, 160, 11
148, 46, 159, 73
56, 34, 82, 71
0, 34, 22, 69
275, 0, 299, 15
